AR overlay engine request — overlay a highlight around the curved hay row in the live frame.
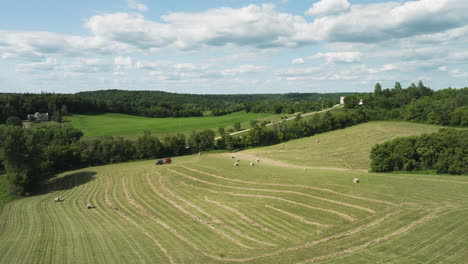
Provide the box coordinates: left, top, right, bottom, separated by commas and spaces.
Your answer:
204, 197, 289, 240
121, 176, 236, 262
265, 205, 332, 228
180, 165, 395, 206
145, 175, 255, 249
174, 168, 374, 214
158, 174, 277, 247
104, 177, 175, 264
171, 169, 356, 222
295, 209, 442, 264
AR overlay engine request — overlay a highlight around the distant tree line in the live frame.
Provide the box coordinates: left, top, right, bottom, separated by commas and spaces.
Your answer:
0, 90, 345, 123
344, 82, 468, 126
370, 129, 467, 174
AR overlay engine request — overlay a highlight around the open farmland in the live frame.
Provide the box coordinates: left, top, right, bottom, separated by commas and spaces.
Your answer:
243, 121, 443, 170
0, 122, 467, 263
65, 112, 279, 138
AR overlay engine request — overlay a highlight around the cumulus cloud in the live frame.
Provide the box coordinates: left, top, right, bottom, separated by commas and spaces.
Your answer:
1, 0, 468, 60
220, 64, 264, 76
291, 58, 305, 64
450, 69, 468, 78
16, 58, 58, 73
128, 0, 148, 12
310, 51, 361, 63
306, 0, 350, 17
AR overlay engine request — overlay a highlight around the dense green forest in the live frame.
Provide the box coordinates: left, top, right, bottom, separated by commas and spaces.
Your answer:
370, 129, 467, 174
344, 81, 468, 126
0, 90, 345, 123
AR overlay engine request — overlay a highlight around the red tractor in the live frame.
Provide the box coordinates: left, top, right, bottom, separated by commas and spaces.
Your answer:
164, 158, 172, 164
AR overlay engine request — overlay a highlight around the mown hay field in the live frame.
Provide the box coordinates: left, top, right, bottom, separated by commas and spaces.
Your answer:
244, 121, 443, 170
0, 122, 467, 263
64, 112, 279, 138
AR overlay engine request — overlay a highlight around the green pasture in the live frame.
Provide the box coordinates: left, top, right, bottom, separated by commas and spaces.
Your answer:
244, 121, 443, 170
0, 122, 467, 263
64, 112, 279, 138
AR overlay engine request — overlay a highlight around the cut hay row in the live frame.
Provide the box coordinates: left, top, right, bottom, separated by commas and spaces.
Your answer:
145, 175, 255, 250
179, 165, 395, 206
211, 211, 400, 263
158, 174, 277, 248
377, 174, 468, 185
204, 197, 289, 240
104, 177, 176, 264
170, 169, 357, 222
177, 168, 375, 213
265, 205, 333, 228
121, 176, 235, 262
295, 209, 442, 264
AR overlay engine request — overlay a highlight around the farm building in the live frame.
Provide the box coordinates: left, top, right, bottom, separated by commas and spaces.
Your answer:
340, 96, 346, 105
27, 112, 49, 122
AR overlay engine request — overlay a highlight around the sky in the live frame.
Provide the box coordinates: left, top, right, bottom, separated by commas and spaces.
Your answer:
0, 0, 467, 94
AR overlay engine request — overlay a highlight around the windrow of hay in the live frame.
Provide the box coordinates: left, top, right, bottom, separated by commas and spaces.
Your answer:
158, 174, 277, 247
145, 174, 255, 249
104, 177, 175, 264
265, 205, 333, 228
204, 197, 289, 240
170, 169, 356, 222
180, 165, 395, 206
295, 209, 442, 264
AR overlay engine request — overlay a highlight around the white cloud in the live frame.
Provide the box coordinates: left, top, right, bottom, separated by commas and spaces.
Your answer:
220, 64, 264, 76
450, 69, 468, 78
310, 51, 361, 63
277, 67, 321, 78
306, 0, 350, 17
291, 57, 305, 64
128, 0, 148, 12
16, 58, 58, 73
437, 66, 447, 71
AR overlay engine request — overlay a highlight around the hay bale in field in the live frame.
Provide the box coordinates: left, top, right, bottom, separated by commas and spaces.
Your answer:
231, 156, 235, 159
54, 197, 61, 202
86, 203, 95, 209
353, 178, 360, 184
234, 162, 239, 166
198, 152, 202, 156
256, 159, 260, 162
236, 159, 240, 162
316, 139, 320, 143
250, 162, 254, 166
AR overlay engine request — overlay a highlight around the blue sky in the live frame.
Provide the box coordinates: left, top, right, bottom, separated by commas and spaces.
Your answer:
1, 0, 467, 94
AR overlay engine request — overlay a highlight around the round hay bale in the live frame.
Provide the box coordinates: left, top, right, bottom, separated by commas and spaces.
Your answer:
86, 203, 95, 209
231, 156, 235, 159
234, 162, 239, 166
256, 159, 260, 162
250, 162, 254, 166
316, 139, 320, 143
198, 152, 202, 156
353, 178, 360, 184
54, 197, 61, 202
236, 159, 240, 162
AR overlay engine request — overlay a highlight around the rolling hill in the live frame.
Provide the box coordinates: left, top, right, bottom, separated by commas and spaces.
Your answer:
0, 121, 466, 263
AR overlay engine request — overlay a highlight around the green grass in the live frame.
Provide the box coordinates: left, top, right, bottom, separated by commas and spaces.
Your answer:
244, 121, 443, 170
64, 112, 279, 138
0, 121, 466, 263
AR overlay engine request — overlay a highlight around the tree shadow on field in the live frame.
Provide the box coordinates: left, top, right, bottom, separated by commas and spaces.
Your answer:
40, 171, 97, 194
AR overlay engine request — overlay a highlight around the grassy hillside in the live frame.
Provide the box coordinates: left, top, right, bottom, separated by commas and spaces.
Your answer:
244, 121, 443, 170
0, 155, 466, 263
65, 112, 279, 138
0, 121, 467, 263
